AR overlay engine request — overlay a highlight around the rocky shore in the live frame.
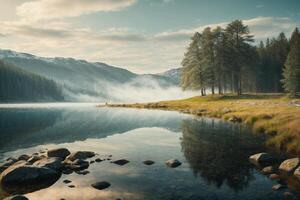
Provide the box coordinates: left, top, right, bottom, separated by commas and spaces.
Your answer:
0, 148, 182, 200
249, 152, 300, 199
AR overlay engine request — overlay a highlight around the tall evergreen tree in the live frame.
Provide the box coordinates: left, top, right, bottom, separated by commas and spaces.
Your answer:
282, 28, 300, 96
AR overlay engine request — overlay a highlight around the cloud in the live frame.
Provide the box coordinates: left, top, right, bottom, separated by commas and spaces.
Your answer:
16, 0, 136, 20
152, 17, 299, 42
0, 16, 298, 73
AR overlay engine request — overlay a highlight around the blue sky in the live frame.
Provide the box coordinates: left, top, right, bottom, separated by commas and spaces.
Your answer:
0, 0, 299, 73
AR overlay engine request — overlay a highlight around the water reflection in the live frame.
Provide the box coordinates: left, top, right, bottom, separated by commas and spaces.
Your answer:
181, 118, 268, 192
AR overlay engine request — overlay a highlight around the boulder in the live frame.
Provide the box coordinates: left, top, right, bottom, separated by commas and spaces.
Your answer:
17, 155, 30, 161
165, 159, 181, 168
91, 181, 111, 190
294, 166, 300, 180
143, 160, 155, 165
249, 153, 274, 165
262, 166, 276, 174
95, 158, 103, 163
33, 157, 63, 171
67, 151, 95, 161
111, 159, 129, 166
0, 161, 60, 194
47, 148, 70, 159
279, 158, 299, 174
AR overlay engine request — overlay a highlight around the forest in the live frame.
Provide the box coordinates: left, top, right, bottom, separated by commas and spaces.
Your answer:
0, 60, 64, 102
180, 20, 300, 97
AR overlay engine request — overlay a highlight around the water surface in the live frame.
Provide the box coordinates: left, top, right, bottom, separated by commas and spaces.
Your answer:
0, 103, 296, 200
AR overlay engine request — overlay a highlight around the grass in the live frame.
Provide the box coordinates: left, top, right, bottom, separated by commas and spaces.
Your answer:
106, 93, 300, 156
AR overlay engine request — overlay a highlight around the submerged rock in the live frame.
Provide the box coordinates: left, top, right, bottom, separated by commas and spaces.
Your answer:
143, 160, 155, 165
63, 179, 72, 184
91, 181, 111, 190
165, 159, 181, 168
95, 158, 103, 163
67, 151, 95, 161
47, 148, 70, 159
279, 158, 299, 174
112, 159, 129, 166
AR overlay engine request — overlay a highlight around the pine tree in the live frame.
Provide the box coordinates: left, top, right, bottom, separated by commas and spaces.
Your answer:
181, 32, 208, 95
282, 28, 300, 97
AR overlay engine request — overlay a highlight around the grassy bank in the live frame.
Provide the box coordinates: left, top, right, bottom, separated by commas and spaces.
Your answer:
106, 94, 300, 156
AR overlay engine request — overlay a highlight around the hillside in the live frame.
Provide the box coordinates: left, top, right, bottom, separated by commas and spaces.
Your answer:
0, 49, 178, 102
0, 61, 64, 102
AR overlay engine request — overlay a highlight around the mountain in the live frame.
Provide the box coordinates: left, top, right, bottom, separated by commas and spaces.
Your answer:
0, 49, 178, 102
0, 60, 64, 102
158, 68, 181, 84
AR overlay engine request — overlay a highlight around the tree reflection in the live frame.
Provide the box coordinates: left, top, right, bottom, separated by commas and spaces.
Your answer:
180, 118, 267, 192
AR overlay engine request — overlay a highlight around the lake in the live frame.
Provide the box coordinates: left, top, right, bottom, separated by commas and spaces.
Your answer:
0, 103, 298, 200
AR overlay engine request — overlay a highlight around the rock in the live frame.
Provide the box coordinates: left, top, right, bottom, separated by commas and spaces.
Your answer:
47, 148, 70, 159
67, 151, 95, 161
62, 169, 73, 175
283, 192, 295, 200
33, 157, 63, 171
165, 159, 181, 168
249, 153, 275, 165
75, 170, 90, 175
269, 173, 280, 180
95, 158, 103, 163
111, 159, 129, 166
262, 166, 276, 174
279, 158, 300, 174
4, 195, 29, 200
27, 155, 42, 164
272, 184, 286, 191
228, 116, 242, 123
63, 179, 72, 184
17, 155, 30, 161
293, 166, 300, 180
91, 181, 111, 190
64, 159, 89, 171
0, 161, 60, 194
68, 185, 75, 188
90, 160, 95, 164
0, 159, 18, 174
143, 160, 155, 165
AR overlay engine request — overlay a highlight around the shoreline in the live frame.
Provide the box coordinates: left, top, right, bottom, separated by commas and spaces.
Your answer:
103, 94, 300, 156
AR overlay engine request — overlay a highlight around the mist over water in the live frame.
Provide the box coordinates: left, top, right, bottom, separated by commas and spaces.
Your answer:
64, 76, 198, 103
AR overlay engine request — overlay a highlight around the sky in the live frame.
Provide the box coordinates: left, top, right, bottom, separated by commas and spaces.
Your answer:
0, 0, 299, 74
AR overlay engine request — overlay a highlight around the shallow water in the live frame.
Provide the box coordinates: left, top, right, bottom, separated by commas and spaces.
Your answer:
0, 104, 297, 199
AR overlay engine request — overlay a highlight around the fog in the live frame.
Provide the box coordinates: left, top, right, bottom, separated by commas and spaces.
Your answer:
64, 76, 198, 103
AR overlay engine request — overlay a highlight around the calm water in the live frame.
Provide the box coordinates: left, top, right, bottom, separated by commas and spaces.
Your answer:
0, 103, 297, 200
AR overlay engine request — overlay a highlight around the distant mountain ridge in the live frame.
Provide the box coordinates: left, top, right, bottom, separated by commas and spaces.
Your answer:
0, 49, 179, 102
